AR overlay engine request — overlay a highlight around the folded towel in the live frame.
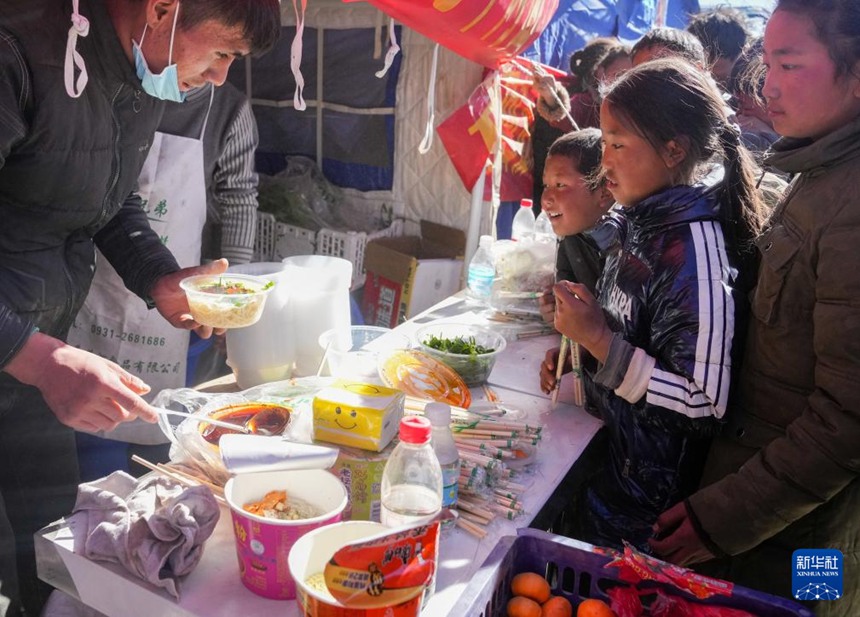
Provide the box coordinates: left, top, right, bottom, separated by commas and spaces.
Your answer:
69, 471, 220, 598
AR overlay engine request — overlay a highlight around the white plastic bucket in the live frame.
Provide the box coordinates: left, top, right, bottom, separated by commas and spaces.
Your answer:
282, 256, 353, 377
225, 262, 295, 388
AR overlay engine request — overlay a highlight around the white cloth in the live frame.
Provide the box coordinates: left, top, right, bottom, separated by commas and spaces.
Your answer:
68, 472, 220, 599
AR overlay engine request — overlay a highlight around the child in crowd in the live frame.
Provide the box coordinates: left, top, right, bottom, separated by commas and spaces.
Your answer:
728, 38, 779, 158
536, 129, 614, 395
553, 57, 765, 551
630, 27, 706, 68
651, 1, 860, 610
531, 38, 625, 212
686, 7, 750, 88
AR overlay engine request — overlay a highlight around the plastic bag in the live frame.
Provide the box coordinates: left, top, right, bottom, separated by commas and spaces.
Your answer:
257, 156, 346, 232
152, 377, 333, 485
490, 238, 556, 315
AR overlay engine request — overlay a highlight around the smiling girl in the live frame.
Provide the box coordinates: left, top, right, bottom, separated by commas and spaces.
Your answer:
650, 1, 860, 611
553, 57, 765, 551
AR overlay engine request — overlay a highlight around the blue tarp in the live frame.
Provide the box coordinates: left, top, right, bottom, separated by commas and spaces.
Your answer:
522, 0, 701, 70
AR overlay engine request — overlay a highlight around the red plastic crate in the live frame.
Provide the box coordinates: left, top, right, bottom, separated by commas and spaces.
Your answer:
450, 528, 814, 617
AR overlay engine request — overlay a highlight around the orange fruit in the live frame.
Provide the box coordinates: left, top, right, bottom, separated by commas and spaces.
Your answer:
576, 598, 616, 617
511, 572, 552, 604
542, 595, 573, 617
508, 595, 543, 617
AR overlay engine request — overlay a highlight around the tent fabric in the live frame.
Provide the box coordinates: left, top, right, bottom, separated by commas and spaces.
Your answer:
522, 0, 700, 70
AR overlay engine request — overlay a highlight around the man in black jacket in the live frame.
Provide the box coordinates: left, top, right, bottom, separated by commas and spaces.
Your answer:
0, 1, 280, 614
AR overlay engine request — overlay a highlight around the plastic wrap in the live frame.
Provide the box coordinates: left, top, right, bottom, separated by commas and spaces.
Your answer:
152, 377, 333, 485
490, 238, 556, 316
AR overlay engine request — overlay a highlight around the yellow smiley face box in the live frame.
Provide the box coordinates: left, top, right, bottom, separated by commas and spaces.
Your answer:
312, 380, 405, 451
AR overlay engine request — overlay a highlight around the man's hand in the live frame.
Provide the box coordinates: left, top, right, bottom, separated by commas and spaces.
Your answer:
4, 333, 158, 432
648, 501, 717, 566
151, 258, 229, 339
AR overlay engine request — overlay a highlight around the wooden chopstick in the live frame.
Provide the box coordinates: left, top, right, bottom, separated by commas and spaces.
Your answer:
131, 455, 227, 505
551, 335, 570, 409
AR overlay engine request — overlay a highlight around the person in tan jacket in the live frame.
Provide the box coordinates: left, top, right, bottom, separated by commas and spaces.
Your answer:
649, 1, 860, 614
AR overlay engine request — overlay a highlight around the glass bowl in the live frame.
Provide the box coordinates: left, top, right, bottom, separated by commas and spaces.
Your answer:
180, 273, 274, 329
414, 322, 507, 386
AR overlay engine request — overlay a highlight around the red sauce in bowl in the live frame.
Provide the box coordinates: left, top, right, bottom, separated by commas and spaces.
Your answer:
201, 403, 291, 444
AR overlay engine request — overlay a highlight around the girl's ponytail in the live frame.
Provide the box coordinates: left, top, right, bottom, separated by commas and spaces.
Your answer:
718, 122, 766, 291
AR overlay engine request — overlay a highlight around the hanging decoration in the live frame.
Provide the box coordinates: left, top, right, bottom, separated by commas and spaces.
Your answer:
343, 0, 558, 69
436, 60, 566, 200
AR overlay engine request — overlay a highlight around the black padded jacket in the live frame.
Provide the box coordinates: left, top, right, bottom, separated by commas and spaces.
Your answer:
0, 0, 179, 370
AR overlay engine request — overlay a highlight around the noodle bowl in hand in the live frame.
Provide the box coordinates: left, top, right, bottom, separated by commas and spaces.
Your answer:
180, 273, 274, 329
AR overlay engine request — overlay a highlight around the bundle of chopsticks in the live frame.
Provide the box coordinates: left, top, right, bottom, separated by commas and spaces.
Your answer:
131, 455, 226, 506
404, 396, 542, 539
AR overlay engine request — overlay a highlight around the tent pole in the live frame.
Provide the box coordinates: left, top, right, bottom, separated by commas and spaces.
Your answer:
465, 161, 488, 265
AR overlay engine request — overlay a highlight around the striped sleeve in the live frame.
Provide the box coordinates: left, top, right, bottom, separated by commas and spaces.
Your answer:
616, 221, 735, 420
212, 98, 259, 264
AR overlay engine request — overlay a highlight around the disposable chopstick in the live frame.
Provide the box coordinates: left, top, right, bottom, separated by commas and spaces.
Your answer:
482, 385, 499, 403
456, 517, 488, 539
159, 463, 225, 497
131, 455, 226, 505
571, 341, 585, 407
551, 335, 570, 409
457, 509, 493, 526
456, 499, 495, 520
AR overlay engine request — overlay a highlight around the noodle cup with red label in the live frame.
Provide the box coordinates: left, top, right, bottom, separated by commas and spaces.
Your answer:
289, 521, 426, 617
224, 469, 347, 600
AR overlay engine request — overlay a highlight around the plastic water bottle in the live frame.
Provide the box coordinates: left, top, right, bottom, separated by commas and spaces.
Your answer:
381, 416, 443, 528
466, 235, 495, 305
511, 198, 536, 241
534, 210, 556, 243
424, 402, 459, 528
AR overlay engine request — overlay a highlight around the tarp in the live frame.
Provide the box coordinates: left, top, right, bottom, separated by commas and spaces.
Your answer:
522, 0, 701, 70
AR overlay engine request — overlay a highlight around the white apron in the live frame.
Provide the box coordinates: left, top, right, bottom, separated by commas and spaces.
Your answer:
67, 90, 213, 443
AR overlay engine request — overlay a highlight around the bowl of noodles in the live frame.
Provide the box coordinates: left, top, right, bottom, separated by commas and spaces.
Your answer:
224, 469, 348, 600
180, 273, 274, 329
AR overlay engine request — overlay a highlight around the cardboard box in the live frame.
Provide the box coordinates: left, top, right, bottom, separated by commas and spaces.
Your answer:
312, 380, 404, 451
362, 220, 466, 328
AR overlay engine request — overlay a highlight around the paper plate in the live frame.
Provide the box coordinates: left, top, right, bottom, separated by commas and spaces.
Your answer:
378, 349, 471, 408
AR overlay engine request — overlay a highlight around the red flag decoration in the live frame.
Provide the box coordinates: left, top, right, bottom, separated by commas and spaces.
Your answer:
344, 0, 558, 69
437, 59, 566, 199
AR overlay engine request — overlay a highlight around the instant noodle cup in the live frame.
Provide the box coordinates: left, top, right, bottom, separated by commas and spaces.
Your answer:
180, 273, 274, 329
224, 469, 347, 600
289, 521, 425, 617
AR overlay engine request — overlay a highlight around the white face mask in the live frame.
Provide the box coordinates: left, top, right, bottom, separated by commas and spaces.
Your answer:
132, 3, 185, 102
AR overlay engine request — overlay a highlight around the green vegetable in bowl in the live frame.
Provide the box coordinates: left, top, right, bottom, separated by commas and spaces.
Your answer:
421, 335, 495, 356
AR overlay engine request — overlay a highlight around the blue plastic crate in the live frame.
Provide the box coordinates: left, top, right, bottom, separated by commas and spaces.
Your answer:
450, 528, 814, 617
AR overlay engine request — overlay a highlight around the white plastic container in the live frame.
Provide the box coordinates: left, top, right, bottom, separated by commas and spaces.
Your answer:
511, 198, 536, 241
224, 262, 295, 388
317, 326, 410, 384
282, 255, 353, 376
180, 273, 274, 329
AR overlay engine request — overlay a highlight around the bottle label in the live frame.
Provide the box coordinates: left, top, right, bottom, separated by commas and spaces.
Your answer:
441, 467, 458, 508
467, 267, 494, 299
